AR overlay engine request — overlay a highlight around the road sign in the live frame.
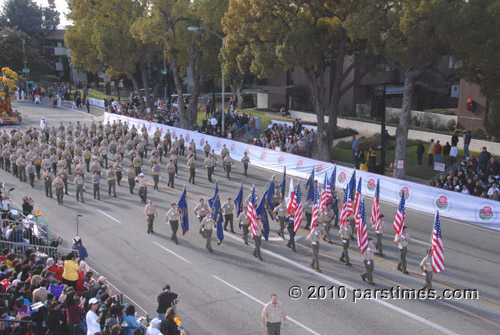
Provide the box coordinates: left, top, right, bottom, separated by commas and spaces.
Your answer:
162, 70, 167, 75
27, 80, 34, 84
22, 68, 30, 73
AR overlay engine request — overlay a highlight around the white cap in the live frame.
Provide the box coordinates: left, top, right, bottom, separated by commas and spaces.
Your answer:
27, 215, 34, 220
89, 298, 99, 305
150, 318, 161, 326
139, 173, 145, 177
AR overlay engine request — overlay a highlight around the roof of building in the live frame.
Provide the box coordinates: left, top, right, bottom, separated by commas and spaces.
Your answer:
44, 29, 66, 41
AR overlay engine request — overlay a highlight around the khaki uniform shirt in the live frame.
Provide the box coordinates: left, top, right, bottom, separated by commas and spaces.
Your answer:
238, 212, 250, 225
144, 204, 158, 216
42, 171, 53, 183
339, 226, 351, 240
204, 157, 215, 167
420, 255, 432, 272
106, 169, 116, 180
166, 208, 181, 221
222, 202, 234, 215
262, 302, 285, 323
194, 203, 210, 217
273, 204, 287, 218
364, 245, 375, 260
220, 147, 229, 157
321, 208, 334, 223
305, 202, 313, 214
201, 216, 215, 230
74, 176, 84, 186
152, 165, 161, 175
187, 157, 196, 169
138, 177, 147, 188
166, 162, 175, 174
126, 168, 136, 179
395, 233, 411, 248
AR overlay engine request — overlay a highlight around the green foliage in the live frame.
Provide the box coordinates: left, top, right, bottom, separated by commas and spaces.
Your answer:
1, 0, 59, 41
333, 128, 358, 139
240, 94, 255, 109
447, 119, 457, 132
386, 114, 400, 126
0, 26, 50, 80
423, 108, 456, 115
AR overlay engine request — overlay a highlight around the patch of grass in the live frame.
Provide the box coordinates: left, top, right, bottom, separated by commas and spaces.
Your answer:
196, 108, 292, 128
68, 89, 119, 101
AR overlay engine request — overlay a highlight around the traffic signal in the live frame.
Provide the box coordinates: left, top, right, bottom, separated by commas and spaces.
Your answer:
466, 98, 476, 112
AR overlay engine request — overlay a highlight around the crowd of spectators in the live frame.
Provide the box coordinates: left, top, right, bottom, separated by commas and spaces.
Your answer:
0, 193, 183, 334
430, 146, 500, 200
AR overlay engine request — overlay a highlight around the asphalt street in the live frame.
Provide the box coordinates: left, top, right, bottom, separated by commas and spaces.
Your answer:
2, 100, 499, 335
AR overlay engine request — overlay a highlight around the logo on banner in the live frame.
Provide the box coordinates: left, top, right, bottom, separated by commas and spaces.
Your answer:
106, 116, 110, 122
296, 160, 303, 168
434, 194, 450, 211
148, 124, 152, 131
160, 128, 164, 134
216, 141, 221, 148
367, 178, 376, 192
200, 138, 205, 146
138, 123, 142, 129
316, 165, 323, 172
278, 155, 284, 164
172, 131, 176, 137
126, 120, 130, 125
398, 185, 411, 201
338, 171, 347, 183
261, 151, 267, 160
186, 134, 190, 141
477, 204, 494, 221
231, 143, 235, 151
245, 147, 250, 154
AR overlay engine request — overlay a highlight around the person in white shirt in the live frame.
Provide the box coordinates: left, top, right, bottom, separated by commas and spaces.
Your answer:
487, 183, 499, 197
86, 298, 102, 335
449, 145, 458, 165
146, 318, 162, 335
40, 117, 47, 130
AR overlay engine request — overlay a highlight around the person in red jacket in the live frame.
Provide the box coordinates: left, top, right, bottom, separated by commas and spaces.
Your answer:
434, 140, 442, 163
46, 257, 64, 284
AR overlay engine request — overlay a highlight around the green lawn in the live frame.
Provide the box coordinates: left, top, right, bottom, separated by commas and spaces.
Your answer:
68, 89, 119, 101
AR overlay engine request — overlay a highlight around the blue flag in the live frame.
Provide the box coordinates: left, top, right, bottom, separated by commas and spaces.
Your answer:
257, 191, 270, 241
234, 182, 244, 217
306, 167, 315, 200
178, 187, 189, 235
210, 186, 224, 245
329, 166, 336, 192
280, 166, 286, 199
267, 176, 276, 219
267, 176, 276, 209
209, 181, 219, 209
349, 171, 356, 204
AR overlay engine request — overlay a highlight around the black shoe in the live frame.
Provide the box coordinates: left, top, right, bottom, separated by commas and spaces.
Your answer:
259, 257, 263, 261
369, 282, 375, 286
328, 240, 334, 244
403, 271, 409, 274
379, 253, 384, 257
361, 274, 366, 282
151, 230, 154, 234
292, 249, 296, 252
231, 230, 235, 233
346, 263, 352, 267
287, 243, 291, 248
340, 258, 345, 263
245, 242, 248, 245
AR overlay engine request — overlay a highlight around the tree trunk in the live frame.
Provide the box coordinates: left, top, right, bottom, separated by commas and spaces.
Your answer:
186, 33, 203, 129
169, 48, 185, 125
126, 70, 145, 115
139, 61, 153, 112
393, 70, 417, 179
303, 66, 328, 160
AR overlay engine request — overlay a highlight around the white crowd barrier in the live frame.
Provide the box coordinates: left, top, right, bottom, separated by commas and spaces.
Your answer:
105, 112, 500, 231
89, 98, 106, 108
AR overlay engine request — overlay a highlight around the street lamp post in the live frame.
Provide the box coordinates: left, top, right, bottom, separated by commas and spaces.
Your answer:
187, 26, 226, 136
1, 35, 28, 92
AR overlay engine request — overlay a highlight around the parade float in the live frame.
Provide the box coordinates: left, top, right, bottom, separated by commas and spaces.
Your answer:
0, 67, 22, 125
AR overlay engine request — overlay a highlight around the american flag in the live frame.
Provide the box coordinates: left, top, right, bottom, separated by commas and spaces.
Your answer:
353, 177, 362, 228
431, 211, 444, 273
293, 182, 303, 233
339, 186, 349, 228
320, 173, 332, 212
371, 179, 380, 230
347, 172, 356, 217
357, 196, 368, 254
393, 192, 406, 236
310, 202, 319, 231
247, 185, 259, 237
287, 178, 295, 215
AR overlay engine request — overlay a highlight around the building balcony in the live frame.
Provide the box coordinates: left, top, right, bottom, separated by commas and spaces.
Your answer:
54, 47, 68, 56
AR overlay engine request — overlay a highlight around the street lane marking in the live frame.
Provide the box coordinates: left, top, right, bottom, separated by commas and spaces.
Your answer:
97, 209, 121, 224
213, 275, 321, 335
154, 241, 193, 265
223, 233, 459, 335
